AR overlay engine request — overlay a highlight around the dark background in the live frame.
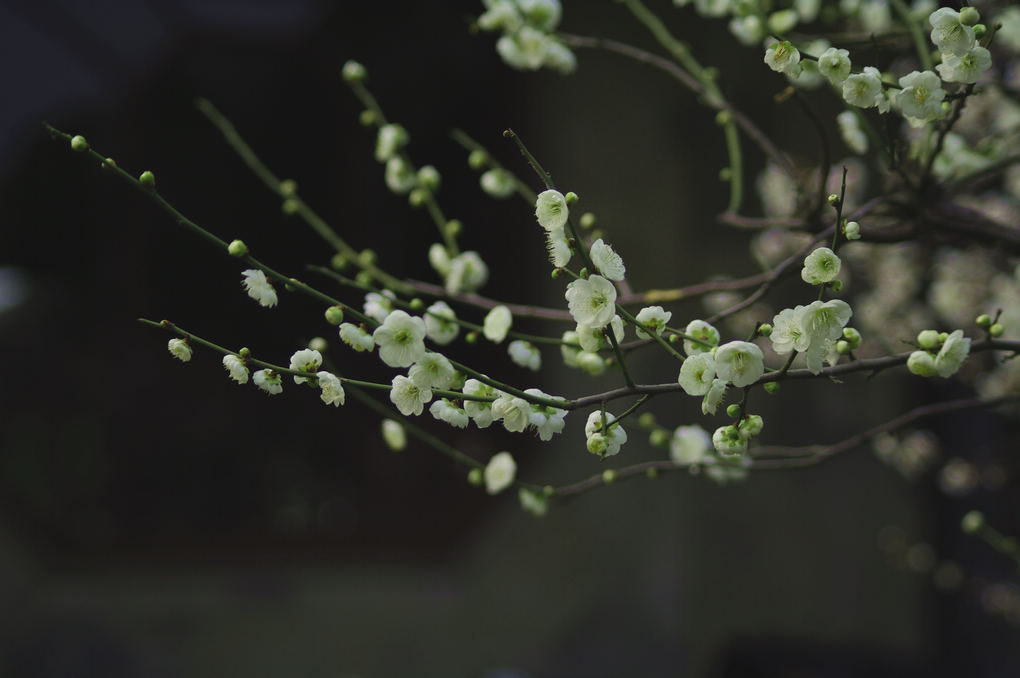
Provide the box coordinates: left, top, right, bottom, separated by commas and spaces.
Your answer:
1, 0, 1017, 676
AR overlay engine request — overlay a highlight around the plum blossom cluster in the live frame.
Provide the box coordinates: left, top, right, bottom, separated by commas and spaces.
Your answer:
477, 0, 576, 74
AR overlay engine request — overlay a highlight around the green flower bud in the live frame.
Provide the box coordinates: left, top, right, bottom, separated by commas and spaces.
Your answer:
975, 314, 992, 328
465, 331, 479, 344
279, 179, 298, 197
330, 253, 348, 271
409, 298, 424, 311
836, 339, 850, 354
417, 165, 440, 191
827, 193, 840, 205
758, 323, 773, 337
101, 157, 117, 170
843, 221, 861, 240
70, 135, 89, 152
917, 330, 940, 350
358, 110, 376, 127
542, 485, 555, 497
719, 168, 732, 182
959, 6, 979, 26
637, 412, 656, 428
564, 191, 579, 205
239, 347, 251, 359
939, 331, 949, 343
763, 381, 780, 394
907, 350, 937, 377
285, 279, 299, 292
139, 170, 156, 188
354, 271, 373, 286
989, 323, 1004, 338
408, 188, 427, 207
324, 305, 345, 325
309, 336, 328, 353
358, 249, 377, 265
669, 333, 681, 344
550, 268, 561, 279
445, 219, 462, 237
281, 198, 300, 215
726, 403, 742, 419
646, 467, 659, 479
961, 510, 984, 534
649, 429, 670, 447
341, 60, 366, 82
579, 212, 596, 229
972, 23, 986, 38
467, 468, 484, 486
601, 469, 617, 484
715, 110, 731, 126
842, 327, 862, 348
227, 239, 248, 257
468, 149, 487, 169
829, 279, 843, 292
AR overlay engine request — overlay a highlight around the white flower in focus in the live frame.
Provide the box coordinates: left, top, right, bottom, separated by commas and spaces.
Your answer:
635, 306, 672, 339
837, 111, 868, 154
480, 169, 516, 198
462, 378, 497, 428
222, 354, 249, 384
385, 156, 416, 194
381, 419, 407, 451
316, 371, 345, 406
409, 351, 456, 390
491, 392, 532, 433
535, 189, 569, 230
678, 353, 716, 396
589, 238, 626, 281
363, 291, 395, 324
713, 425, 748, 457
818, 47, 851, 85
842, 67, 883, 109
769, 306, 806, 355
484, 452, 517, 495
670, 425, 711, 465
936, 46, 992, 84
715, 341, 765, 387
576, 315, 624, 353
929, 7, 975, 57
424, 301, 459, 345
445, 251, 489, 295
289, 348, 323, 384
373, 310, 427, 368
565, 275, 617, 329
390, 375, 432, 416
684, 319, 720, 355
525, 388, 567, 441
339, 323, 375, 352
896, 70, 945, 127
430, 399, 469, 428
253, 369, 283, 395
702, 378, 727, 415
508, 340, 542, 371
584, 410, 628, 458
545, 227, 572, 268
167, 338, 192, 362
483, 305, 513, 343
801, 247, 842, 285
375, 124, 409, 162
241, 269, 278, 308
764, 41, 802, 78
795, 299, 853, 374
935, 330, 971, 377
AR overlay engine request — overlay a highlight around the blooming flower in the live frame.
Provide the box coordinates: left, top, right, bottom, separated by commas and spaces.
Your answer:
339, 323, 375, 352
935, 329, 971, 377
423, 301, 459, 345
589, 238, 626, 281
670, 425, 711, 465
678, 353, 716, 396
390, 374, 432, 416
577, 315, 624, 352
936, 46, 992, 84
492, 392, 532, 433
842, 67, 883, 109
483, 305, 513, 343
462, 378, 498, 428
477, 0, 522, 32
445, 251, 489, 295
381, 419, 406, 451
253, 369, 283, 395
167, 338, 192, 362
684, 320, 720, 355
316, 371, 345, 406
241, 269, 278, 308
713, 425, 748, 457
508, 340, 541, 371
764, 41, 802, 78
702, 378, 727, 415
222, 354, 249, 384
430, 398, 469, 428
584, 410, 628, 458
484, 452, 517, 495
525, 388, 567, 441
929, 7, 975, 57
801, 247, 842, 285
769, 306, 805, 355
497, 26, 551, 71
363, 291, 395, 324
409, 352, 456, 390
714, 341, 765, 387
289, 348, 323, 384
895, 70, 945, 127
796, 299, 853, 374
635, 306, 672, 339
818, 47, 851, 85
373, 310, 427, 368
565, 275, 617, 328
535, 189, 569, 230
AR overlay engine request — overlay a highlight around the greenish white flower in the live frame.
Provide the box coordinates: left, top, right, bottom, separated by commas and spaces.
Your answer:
462, 378, 497, 428
565, 275, 617, 329
535, 189, 569, 230
635, 306, 672, 339
339, 323, 375, 352
769, 306, 806, 355
818, 47, 852, 85
374, 124, 409, 163
801, 246, 842, 285
702, 378, 727, 415
684, 319, 720, 355
483, 305, 513, 343
712, 425, 748, 457
222, 354, 249, 384
895, 70, 946, 127
484, 452, 517, 494
373, 310, 427, 368
934, 329, 970, 377
907, 350, 937, 377
424, 301, 459, 345
679, 352, 716, 396
289, 348, 323, 384
589, 238, 626, 281
508, 340, 541, 371
390, 374, 432, 416
584, 410, 628, 458
429, 398, 469, 428
445, 251, 489, 296
478, 0, 522, 32
796, 299, 853, 374
381, 419, 406, 451
518, 488, 548, 517
576, 315, 624, 352
740, 414, 764, 437
409, 351, 456, 390
241, 269, 278, 308
714, 341, 765, 387
385, 156, 416, 193
363, 291, 395, 323
842, 67, 883, 109
729, 15, 765, 46
518, 0, 562, 31
492, 392, 532, 433
542, 40, 577, 74
576, 351, 607, 376
936, 46, 992, 84
525, 388, 567, 441
670, 425, 711, 465
167, 338, 192, 362
253, 369, 283, 395
428, 243, 452, 277
497, 26, 550, 70
843, 220, 861, 240
764, 41, 802, 78
929, 7, 975, 57
544, 226, 571, 268
316, 371, 345, 407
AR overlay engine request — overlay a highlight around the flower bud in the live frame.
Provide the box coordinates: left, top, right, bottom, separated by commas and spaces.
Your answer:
836, 339, 850, 354
715, 110, 731, 126
355, 271, 373, 286
408, 188, 427, 207
638, 412, 656, 427
959, 6, 979, 26
844, 220, 861, 240
917, 330, 940, 350
842, 327, 862, 348
281, 198, 300, 215
961, 510, 984, 534
341, 60, 366, 82
763, 382, 780, 394
649, 429, 670, 447
445, 219, 462, 237
468, 150, 487, 169
309, 336, 328, 353
972, 23, 986, 38
989, 323, 1004, 338
409, 298, 424, 311
417, 165, 440, 191
827, 193, 840, 205
279, 179, 298, 197
331, 253, 348, 271
601, 469, 617, 484
758, 323, 772, 337
139, 170, 156, 188
239, 347, 251, 359
726, 403, 742, 419
579, 212, 596, 229
975, 314, 992, 328
101, 157, 117, 170
907, 350, 937, 377
227, 239, 248, 257
70, 135, 89, 152
465, 331, 479, 344
358, 249, 377, 265
324, 305, 345, 325
564, 191, 579, 204
467, 468, 484, 486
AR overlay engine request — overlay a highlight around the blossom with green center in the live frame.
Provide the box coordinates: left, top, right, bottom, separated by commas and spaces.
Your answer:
565, 275, 617, 329
424, 301, 459, 345
764, 40, 802, 78
429, 398, 469, 428
462, 378, 497, 428
584, 410, 628, 458
714, 341, 765, 387
253, 369, 283, 395
492, 393, 532, 433
841, 67, 883, 109
316, 371, 345, 407
635, 305, 672, 339
535, 189, 569, 230
525, 388, 567, 441
167, 338, 192, 362
929, 7, 975, 57
390, 375, 432, 416
684, 319, 720, 355
289, 348, 323, 384
801, 247, 842, 285
818, 47, 851, 85
936, 46, 992, 84
678, 353, 716, 396
589, 238, 626, 281
934, 329, 970, 377
712, 425, 748, 457
222, 354, 249, 384
576, 315, 624, 352
409, 351, 456, 390
795, 299, 853, 374
373, 310, 427, 368
907, 350, 937, 377
895, 70, 945, 127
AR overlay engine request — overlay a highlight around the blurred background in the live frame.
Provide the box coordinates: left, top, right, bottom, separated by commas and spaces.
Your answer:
1, 0, 1018, 676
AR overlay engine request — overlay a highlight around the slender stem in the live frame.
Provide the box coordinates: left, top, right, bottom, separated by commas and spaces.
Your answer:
606, 328, 636, 388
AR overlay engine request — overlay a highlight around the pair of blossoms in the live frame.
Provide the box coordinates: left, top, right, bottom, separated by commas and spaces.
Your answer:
765, 7, 991, 128
477, 0, 577, 74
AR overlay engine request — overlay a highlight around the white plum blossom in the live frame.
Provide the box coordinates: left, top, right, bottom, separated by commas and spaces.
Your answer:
363, 291, 395, 323
253, 369, 283, 395
936, 46, 992, 84
492, 392, 532, 433
535, 189, 569, 230
483, 305, 513, 343
518, 488, 549, 517
576, 352, 607, 376
408, 351, 456, 390
584, 411, 628, 458
544, 226, 572, 267
702, 378, 728, 415
462, 378, 497, 428
430, 399, 469, 428
842, 67, 884, 109
801, 247, 842, 285
167, 338, 192, 362
895, 70, 945, 127
935, 329, 971, 377
381, 419, 407, 451
713, 425, 748, 457
670, 425, 711, 465
241, 269, 278, 308
929, 7, 975, 57
769, 306, 806, 355
714, 341, 765, 387
525, 388, 567, 441
390, 374, 432, 416
684, 319, 720, 355
565, 275, 617, 329
635, 306, 672, 339
484, 452, 517, 495
289, 348, 323, 384
542, 40, 577, 74
729, 15, 765, 46
373, 310, 427, 368
339, 323, 375, 352
222, 354, 249, 384
576, 315, 624, 352
589, 239, 626, 281
445, 251, 489, 295
480, 168, 516, 198
818, 47, 851, 85
424, 301, 459, 345
797, 299, 853, 374
907, 350, 938, 377
508, 340, 541, 371
316, 371, 345, 406
678, 352, 716, 396
764, 41, 802, 78
374, 123, 409, 162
